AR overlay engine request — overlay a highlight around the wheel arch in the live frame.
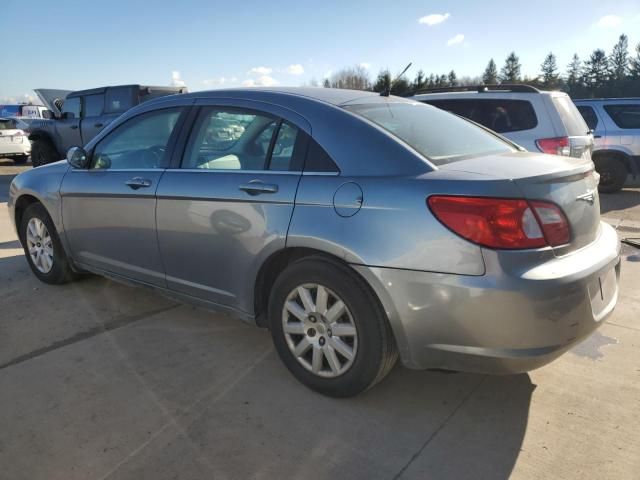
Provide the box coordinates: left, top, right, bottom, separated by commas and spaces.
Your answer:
28, 129, 55, 145
592, 149, 636, 175
14, 194, 44, 238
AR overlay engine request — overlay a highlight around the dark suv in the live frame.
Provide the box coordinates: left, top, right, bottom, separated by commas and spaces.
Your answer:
29, 84, 186, 167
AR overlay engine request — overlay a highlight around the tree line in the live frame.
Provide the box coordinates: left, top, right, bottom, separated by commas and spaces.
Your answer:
320, 34, 640, 98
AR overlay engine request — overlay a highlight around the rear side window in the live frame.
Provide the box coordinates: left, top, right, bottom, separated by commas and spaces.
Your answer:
304, 137, 339, 172
576, 105, 598, 131
345, 102, 514, 165
603, 104, 640, 129
424, 99, 537, 133
551, 96, 589, 136
105, 87, 134, 114
84, 94, 104, 117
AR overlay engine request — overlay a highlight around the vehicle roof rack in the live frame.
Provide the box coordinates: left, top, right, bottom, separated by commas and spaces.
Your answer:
407, 84, 541, 96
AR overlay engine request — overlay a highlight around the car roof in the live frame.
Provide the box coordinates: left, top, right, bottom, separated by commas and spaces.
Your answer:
574, 98, 640, 103
68, 84, 186, 97
410, 90, 564, 101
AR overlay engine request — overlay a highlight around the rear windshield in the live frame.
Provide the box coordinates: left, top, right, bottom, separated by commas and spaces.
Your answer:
603, 104, 640, 129
344, 102, 514, 165
424, 99, 538, 133
552, 96, 589, 136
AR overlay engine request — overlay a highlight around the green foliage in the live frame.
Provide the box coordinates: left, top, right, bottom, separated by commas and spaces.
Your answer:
482, 59, 498, 84
500, 52, 521, 83
540, 52, 559, 88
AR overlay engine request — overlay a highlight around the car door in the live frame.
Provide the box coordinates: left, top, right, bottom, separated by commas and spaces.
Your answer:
80, 92, 107, 144
57, 96, 82, 153
60, 106, 187, 286
156, 100, 310, 314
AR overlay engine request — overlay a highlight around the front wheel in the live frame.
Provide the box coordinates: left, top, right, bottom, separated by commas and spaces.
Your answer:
268, 257, 397, 397
30, 139, 59, 167
19, 203, 74, 284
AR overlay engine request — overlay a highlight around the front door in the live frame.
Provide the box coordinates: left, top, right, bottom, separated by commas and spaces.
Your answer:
57, 96, 82, 154
61, 107, 185, 286
156, 104, 308, 314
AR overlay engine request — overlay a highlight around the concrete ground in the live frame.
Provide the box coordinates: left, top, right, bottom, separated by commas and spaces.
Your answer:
0, 159, 639, 480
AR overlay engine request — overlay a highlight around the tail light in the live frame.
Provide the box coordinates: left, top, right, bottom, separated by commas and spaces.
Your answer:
536, 136, 570, 156
427, 196, 570, 250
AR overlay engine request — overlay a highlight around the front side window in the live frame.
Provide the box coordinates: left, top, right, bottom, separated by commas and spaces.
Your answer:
182, 108, 300, 171
576, 106, 598, 131
62, 97, 81, 119
105, 87, 134, 114
345, 102, 514, 165
604, 104, 640, 129
84, 94, 105, 117
91, 108, 182, 170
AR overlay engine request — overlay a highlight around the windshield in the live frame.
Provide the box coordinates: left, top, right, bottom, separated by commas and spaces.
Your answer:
344, 101, 514, 165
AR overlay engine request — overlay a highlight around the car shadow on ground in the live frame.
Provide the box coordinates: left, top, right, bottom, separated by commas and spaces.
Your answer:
600, 188, 640, 216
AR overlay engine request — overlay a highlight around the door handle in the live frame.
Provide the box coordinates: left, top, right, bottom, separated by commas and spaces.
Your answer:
239, 181, 278, 195
70, 125, 79, 130
94, 123, 104, 128
594, 135, 602, 139
125, 177, 152, 190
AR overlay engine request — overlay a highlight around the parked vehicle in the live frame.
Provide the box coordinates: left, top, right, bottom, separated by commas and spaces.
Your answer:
574, 98, 640, 193
409, 85, 593, 161
9, 88, 620, 397
28, 84, 187, 167
0, 117, 31, 164
0, 104, 50, 119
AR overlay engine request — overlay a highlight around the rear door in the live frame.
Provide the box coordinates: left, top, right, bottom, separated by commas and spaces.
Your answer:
549, 94, 593, 160
602, 103, 640, 151
156, 100, 310, 314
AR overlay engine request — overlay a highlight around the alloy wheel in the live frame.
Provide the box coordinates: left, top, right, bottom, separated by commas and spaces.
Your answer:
282, 283, 358, 378
26, 217, 54, 273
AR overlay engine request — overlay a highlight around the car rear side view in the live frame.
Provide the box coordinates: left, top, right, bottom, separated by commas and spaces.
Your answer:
8, 88, 620, 397
409, 84, 594, 161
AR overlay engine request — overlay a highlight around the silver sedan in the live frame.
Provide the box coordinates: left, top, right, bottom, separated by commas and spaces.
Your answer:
8, 88, 621, 397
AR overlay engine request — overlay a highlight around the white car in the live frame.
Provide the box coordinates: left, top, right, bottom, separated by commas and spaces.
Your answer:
0, 117, 31, 164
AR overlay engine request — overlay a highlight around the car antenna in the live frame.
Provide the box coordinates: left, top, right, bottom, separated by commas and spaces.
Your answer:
380, 62, 412, 97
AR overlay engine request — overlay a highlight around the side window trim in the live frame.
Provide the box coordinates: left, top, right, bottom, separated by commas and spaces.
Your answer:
264, 119, 283, 171
88, 107, 187, 170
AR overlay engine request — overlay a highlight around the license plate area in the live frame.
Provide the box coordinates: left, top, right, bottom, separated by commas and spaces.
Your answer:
588, 266, 618, 321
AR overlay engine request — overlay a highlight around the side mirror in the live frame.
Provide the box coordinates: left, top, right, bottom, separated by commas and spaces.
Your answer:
67, 147, 89, 169
42, 109, 53, 120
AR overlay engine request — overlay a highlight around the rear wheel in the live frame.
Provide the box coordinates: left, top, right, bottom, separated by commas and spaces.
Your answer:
268, 257, 397, 397
595, 157, 627, 193
19, 203, 74, 284
31, 139, 59, 167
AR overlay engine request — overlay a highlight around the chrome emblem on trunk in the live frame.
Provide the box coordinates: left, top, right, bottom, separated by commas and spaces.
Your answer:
576, 190, 596, 205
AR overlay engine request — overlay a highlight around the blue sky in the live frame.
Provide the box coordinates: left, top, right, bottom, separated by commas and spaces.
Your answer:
2, 0, 639, 103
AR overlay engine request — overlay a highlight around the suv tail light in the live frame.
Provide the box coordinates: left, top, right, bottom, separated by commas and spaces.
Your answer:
536, 136, 570, 156
427, 196, 570, 249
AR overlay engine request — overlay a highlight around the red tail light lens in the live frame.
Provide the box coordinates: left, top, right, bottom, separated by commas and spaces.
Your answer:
536, 136, 570, 156
427, 196, 570, 250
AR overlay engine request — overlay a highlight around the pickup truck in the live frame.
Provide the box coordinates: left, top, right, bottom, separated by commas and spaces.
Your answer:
28, 84, 187, 167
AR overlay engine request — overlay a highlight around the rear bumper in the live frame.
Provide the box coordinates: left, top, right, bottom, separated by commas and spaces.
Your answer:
354, 221, 621, 373
0, 141, 31, 156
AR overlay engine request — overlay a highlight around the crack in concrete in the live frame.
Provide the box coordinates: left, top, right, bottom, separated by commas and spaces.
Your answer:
0, 304, 179, 371
391, 375, 487, 480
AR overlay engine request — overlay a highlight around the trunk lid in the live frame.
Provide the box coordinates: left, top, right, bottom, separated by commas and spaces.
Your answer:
33, 89, 72, 117
440, 151, 601, 256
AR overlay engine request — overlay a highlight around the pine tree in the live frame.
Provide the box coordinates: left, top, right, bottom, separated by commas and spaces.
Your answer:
482, 59, 498, 84
610, 34, 630, 81
500, 52, 521, 83
628, 42, 640, 78
448, 70, 458, 86
540, 52, 559, 88
372, 70, 391, 93
413, 70, 426, 90
566, 54, 582, 85
584, 49, 610, 89
322, 78, 331, 88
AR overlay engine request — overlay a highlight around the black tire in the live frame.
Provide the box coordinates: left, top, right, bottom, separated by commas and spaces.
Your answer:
595, 157, 627, 193
31, 138, 59, 167
19, 203, 74, 284
12, 155, 28, 165
268, 257, 397, 397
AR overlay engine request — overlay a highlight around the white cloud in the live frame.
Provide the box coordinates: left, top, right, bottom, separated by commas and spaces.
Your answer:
359, 62, 371, 70
286, 64, 305, 75
595, 14, 623, 28
446, 34, 465, 46
242, 75, 279, 87
248, 66, 273, 76
170, 71, 186, 87
418, 13, 450, 26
